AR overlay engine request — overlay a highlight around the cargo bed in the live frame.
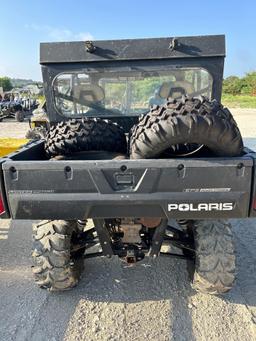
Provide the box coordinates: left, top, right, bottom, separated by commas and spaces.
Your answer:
1, 141, 256, 220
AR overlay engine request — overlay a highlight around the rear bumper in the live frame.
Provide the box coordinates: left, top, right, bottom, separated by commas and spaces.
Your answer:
6, 191, 249, 220
1, 156, 254, 220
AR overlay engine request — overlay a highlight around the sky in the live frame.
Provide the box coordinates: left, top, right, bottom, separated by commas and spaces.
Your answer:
0, 0, 255, 81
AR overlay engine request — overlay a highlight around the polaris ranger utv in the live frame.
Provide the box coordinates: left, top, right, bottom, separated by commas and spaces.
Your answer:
0, 94, 24, 122
0, 35, 255, 294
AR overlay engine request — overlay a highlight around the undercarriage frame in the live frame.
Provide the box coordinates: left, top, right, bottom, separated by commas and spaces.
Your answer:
71, 219, 195, 264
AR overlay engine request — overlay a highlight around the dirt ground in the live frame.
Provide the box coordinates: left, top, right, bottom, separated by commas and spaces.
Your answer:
0, 109, 256, 341
0, 117, 31, 139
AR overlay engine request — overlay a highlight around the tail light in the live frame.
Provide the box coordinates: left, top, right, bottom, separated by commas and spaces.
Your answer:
0, 193, 5, 215
253, 198, 256, 211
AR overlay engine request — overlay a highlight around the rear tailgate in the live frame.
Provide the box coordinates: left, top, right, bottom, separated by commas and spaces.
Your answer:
1, 157, 253, 220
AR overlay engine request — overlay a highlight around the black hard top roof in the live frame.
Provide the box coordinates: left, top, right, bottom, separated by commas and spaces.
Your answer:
40, 34, 225, 64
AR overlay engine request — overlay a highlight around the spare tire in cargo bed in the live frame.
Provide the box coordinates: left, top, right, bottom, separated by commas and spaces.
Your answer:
45, 118, 127, 157
130, 96, 243, 159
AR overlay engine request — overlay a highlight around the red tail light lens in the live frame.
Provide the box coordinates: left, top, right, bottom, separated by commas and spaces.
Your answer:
0, 193, 5, 214
253, 198, 256, 211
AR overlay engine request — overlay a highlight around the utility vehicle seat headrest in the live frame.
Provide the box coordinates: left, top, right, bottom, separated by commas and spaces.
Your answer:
159, 81, 195, 99
74, 83, 105, 104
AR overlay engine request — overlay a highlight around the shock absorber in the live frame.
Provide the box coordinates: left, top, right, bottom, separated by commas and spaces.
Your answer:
177, 220, 190, 229
77, 220, 87, 231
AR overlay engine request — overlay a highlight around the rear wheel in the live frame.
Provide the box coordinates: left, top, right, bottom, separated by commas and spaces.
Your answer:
179, 219, 236, 294
31, 220, 84, 291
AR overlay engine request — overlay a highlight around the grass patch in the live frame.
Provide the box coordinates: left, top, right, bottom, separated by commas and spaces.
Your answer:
222, 94, 256, 108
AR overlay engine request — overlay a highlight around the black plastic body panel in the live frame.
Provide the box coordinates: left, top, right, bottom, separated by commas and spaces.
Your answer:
1, 154, 254, 220
40, 35, 225, 64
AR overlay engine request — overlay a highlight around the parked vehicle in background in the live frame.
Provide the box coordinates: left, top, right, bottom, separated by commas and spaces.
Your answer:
0, 92, 24, 122
0, 89, 39, 122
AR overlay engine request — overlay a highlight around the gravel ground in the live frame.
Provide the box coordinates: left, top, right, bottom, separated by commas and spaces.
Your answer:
0, 109, 256, 341
0, 219, 255, 341
0, 118, 30, 139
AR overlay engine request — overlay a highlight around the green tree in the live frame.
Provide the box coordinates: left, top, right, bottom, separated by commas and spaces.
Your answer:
222, 76, 242, 95
240, 72, 256, 95
0, 77, 12, 91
